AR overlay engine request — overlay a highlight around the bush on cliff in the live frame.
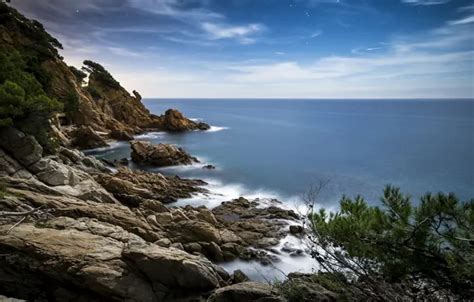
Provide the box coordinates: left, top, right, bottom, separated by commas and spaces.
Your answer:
307, 185, 473, 298
82, 60, 120, 88
0, 47, 62, 150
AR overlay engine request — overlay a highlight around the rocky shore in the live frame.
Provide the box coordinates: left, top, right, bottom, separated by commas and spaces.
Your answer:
0, 4, 365, 300
0, 127, 314, 301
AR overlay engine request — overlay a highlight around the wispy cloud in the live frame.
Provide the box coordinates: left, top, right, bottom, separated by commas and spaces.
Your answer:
310, 30, 323, 38
448, 15, 474, 25
401, 0, 451, 5
201, 22, 265, 44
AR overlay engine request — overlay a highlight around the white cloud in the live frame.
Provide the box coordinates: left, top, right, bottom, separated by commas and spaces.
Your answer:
201, 22, 265, 44
448, 15, 474, 25
113, 19, 473, 98
310, 30, 323, 38
401, 0, 451, 5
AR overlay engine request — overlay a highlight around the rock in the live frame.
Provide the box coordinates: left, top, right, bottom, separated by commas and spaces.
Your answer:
30, 158, 72, 186
160, 109, 210, 131
0, 149, 32, 179
172, 220, 222, 244
201, 241, 224, 262
184, 242, 203, 254
155, 238, 172, 248
154, 212, 173, 225
110, 128, 134, 141
203, 164, 216, 169
70, 126, 109, 150
0, 220, 228, 301
289, 225, 304, 235
140, 199, 169, 213
130, 140, 199, 167
232, 270, 250, 284
0, 127, 43, 166
279, 273, 339, 302
281, 242, 304, 257
208, 282, 283, 302
196, 207, 218, 225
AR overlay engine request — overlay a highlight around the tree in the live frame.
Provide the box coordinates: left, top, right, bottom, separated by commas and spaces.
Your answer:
69, 66, 87, 84
82, 60, 120, 88
305, 185, 473, 299
0, 47, 62, 150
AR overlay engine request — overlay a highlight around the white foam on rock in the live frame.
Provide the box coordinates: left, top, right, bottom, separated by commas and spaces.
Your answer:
207, 126, 229, 132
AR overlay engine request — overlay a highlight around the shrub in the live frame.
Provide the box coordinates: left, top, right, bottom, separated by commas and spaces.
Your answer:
82, 60, 120, 88
69, 66, 87, 84
0, 47, 62, 149
308, 185, 474, 297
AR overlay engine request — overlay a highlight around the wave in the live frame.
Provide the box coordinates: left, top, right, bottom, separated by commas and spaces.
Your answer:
206, 126, 229, 132
172, 178, 299, 209
134, 131, 165, 140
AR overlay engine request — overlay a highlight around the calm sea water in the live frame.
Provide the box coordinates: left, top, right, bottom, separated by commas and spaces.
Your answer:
88, 99, 474, 209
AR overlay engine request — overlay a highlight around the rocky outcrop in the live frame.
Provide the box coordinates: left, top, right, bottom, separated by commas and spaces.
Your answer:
0, 219, 228, 301
155, 109, 210, 131
130, 140, 199, 167
212, 198, 299, 250
0, 128, 116, 203
0, 3, 209, 151
95, 167, 207, 205
70, 126, 109, 150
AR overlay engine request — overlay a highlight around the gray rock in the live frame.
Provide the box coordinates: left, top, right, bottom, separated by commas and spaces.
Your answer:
208, 282, 283, 302
130, 140, 199, 167
0, 127, 42, 166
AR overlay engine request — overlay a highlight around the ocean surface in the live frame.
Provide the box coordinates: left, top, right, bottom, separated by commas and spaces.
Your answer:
86, 98, 474, 280
89, 99, 474, 208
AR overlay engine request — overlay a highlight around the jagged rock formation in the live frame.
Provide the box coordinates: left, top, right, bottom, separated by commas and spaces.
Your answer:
0, 129, 302, 300
0, 3, 209, 150
130, 140, 199, 167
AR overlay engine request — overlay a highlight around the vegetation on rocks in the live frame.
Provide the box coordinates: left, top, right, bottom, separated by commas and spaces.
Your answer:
305, 185, 474, 299
82, 60, 120, 88
0, 47, 62, 150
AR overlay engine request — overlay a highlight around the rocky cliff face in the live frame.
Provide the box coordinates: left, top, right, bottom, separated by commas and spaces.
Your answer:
0, 3, 209, 150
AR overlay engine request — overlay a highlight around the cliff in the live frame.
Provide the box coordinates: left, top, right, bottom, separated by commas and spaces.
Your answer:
0, 2, 209, 150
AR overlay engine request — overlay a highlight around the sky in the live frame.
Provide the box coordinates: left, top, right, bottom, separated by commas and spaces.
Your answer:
10, 0, 474, 98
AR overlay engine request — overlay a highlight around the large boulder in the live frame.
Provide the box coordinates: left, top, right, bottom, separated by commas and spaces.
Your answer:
130, 140, 199, 167
0, 127, 42, 166
0, 219, 228, 301
70, 126, 109, 150
0, 149, 32, 179
159, 109, 210, 131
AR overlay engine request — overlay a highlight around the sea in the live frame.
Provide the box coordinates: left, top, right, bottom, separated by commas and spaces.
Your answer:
86, 99, 474, 280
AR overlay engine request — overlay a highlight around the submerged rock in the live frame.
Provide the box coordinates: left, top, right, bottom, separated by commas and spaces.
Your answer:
130, 140, 199, 167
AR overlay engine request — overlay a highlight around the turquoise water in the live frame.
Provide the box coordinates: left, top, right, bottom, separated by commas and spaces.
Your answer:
88, 99, 474, 208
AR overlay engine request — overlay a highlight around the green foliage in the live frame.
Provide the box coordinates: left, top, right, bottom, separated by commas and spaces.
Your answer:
69, 66, 87, 84
62, 90, 80, 117
311, 185, 474, 295
82, 60, 120, 88
0, 47, 62, 149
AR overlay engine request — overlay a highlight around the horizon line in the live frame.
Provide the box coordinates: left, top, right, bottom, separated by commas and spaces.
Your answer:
142, 97, 474, 100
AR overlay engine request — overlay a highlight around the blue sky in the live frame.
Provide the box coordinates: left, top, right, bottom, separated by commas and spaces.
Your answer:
11, 0, 474, 98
